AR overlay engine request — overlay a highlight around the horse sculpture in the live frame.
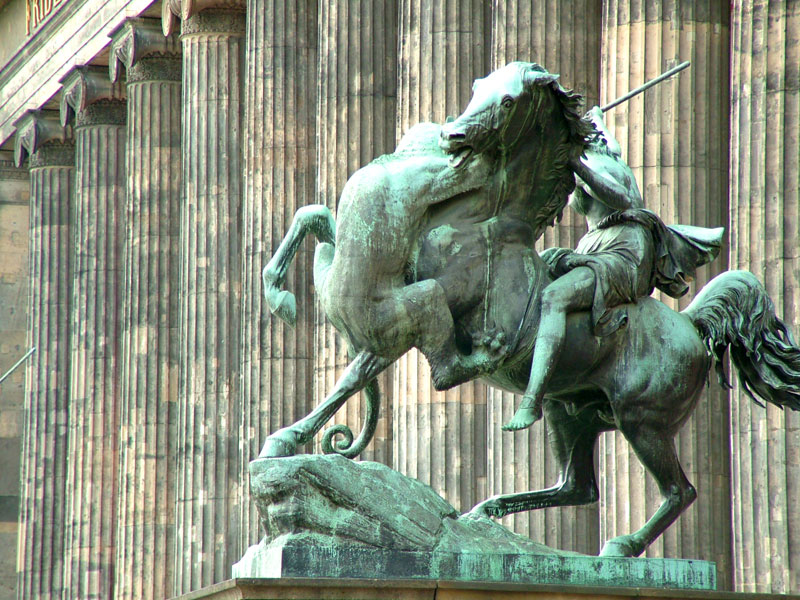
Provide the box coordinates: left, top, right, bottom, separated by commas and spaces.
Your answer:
260, 62, 800, 558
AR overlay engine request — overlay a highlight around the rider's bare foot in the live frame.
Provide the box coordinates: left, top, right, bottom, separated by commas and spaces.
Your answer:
502, 401, 543, 431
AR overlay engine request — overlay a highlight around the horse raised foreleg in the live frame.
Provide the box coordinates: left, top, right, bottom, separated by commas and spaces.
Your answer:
259, 350, 393, 458
599, 423, 696, 557
263, 205, 336, 326
464, 399, 603, 519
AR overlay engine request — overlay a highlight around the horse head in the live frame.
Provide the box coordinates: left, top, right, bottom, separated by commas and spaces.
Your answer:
439, 62, 592, 237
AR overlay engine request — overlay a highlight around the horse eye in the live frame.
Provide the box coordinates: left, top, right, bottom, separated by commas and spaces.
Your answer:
502, 96, 514, 108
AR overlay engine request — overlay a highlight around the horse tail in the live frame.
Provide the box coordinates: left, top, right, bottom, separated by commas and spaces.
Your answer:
321, 378, 380, 459
682, 270, 800, 411
263, 204, 335, 327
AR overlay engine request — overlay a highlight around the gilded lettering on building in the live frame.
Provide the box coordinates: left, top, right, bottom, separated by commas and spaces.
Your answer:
26, 0, 64, 34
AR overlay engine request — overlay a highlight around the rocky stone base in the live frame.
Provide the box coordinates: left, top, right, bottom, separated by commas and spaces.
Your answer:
235, 455, 715, 591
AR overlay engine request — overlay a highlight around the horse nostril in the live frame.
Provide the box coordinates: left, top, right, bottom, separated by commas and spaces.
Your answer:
448, 132, 467, 141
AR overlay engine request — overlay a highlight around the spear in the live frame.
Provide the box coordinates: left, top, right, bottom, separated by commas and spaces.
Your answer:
0, 347, 36, 385
601, 60, 690, 112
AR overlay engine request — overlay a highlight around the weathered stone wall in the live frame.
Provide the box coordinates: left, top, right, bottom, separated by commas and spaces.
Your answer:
729, 0, 800, 593
597, 1, 733, 589
4, 1, 800, 597
486, 0, 602, 555
0, 149, 28, 600
393, 0, 491, 515
314, 0, 397, 465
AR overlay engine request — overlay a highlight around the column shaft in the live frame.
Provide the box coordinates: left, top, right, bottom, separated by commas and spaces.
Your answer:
314, 0, 397, 465
174, 8, 245, 593
487, 0, 601, 554
115, 55, 182, 599
239, 0, 317, 551
62, 101, 127, 600
394, 0, 490, 512
598, 0, 732, 585
16, 141, 73, 600
729, 0, 800, 593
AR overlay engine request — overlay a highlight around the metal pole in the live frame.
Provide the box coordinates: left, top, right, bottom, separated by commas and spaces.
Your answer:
601, 61, 690, 113
0, 347, 36, 385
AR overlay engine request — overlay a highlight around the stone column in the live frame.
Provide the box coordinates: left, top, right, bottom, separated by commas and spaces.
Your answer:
12, 110, 73, 600
314, 0, 397, 468
58, 66, 127, 600
0, 150, 28, 600
237, 0, 317, 552
598, 1, 733, 586
729, 0, 800, 593
164, 1, 246, 593
394, 0, 490, 513
487, 0, 601, 554
108, 18, 181, 600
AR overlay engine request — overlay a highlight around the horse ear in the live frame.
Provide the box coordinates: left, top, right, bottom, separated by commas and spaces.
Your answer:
524, 69, 560, 89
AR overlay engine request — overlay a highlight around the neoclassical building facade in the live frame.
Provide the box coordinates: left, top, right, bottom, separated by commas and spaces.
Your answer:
0, 0, 797, 598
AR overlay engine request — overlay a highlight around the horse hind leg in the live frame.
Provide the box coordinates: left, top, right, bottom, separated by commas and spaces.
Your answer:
465, 400, 602, 519
600, 420, 697, 557
263, 205, 336, 326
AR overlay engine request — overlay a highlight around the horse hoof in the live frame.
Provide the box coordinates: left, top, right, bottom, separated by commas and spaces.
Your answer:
599, 535, 642, 558
258, 428, 299, 458
463, 497, 504, 520
268, 290, 297, 327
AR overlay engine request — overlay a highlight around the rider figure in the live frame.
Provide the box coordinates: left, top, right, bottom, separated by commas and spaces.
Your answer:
503, 106, 655, 431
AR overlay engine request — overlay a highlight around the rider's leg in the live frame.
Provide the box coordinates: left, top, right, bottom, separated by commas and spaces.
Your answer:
504, 266, 595, 430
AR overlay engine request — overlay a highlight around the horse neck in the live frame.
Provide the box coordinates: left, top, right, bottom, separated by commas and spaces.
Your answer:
494, 100, 574, 239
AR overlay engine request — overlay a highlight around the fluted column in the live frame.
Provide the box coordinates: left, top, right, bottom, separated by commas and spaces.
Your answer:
729, 1, 800, 593
13, 110, 73, 600
394, 0, 490, 512
164, 1, 246, 593
109, 18, 181, 600
314, 0, 398, 467
59, 66, 127, 600
487, 0, 601, 554
238, 0, 317, 552
598, 1, 733, 586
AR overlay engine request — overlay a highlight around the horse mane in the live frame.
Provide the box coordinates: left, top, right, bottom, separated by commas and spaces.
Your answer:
515, 62, 594, 239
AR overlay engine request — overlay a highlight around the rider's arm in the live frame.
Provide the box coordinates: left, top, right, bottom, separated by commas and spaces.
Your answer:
571, 155, 638, 211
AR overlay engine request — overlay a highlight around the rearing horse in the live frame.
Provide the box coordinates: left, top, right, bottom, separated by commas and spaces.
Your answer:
260, 62, 800, 558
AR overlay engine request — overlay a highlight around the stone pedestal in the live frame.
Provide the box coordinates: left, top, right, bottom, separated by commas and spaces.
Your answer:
173, 579, 800, 600
167, 3, 246, 593
314, 0, 398, 465
487, 1, 601, 554
233, 456, 715, 591
238, 0, 317, 555
394, 0, 491, 515
109, 18, 182, 600
13, 110, 73, 600
58, 66, 127, 600
729, 0, 800, 593
598, 1, 733, 587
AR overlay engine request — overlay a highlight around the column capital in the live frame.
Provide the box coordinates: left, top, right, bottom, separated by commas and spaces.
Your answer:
60, 66, 126, 127
162, 0, 246, 36
13, 109, 70, 167
109, 18, 181, 83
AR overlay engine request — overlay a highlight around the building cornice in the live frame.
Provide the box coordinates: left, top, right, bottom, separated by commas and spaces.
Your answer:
0, 0, 154, 148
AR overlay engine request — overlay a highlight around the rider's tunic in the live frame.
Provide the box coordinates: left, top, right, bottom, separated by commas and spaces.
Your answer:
546, 208, 724, 336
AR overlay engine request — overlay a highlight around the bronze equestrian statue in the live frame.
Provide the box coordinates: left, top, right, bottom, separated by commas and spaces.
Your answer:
260, 62, 800, 558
